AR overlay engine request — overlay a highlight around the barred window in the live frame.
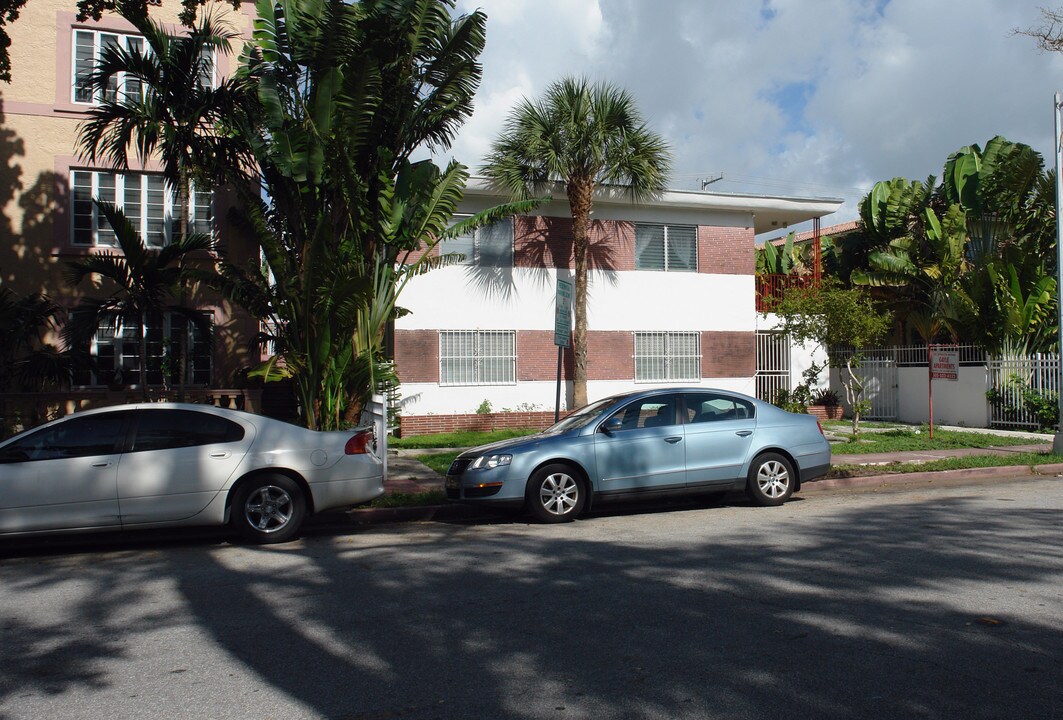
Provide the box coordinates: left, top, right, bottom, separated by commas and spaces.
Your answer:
634, 331, 701, 382
439, 330, 516, 385
71, 169, 213, 247
72, 311, 213, 387
635, 223, 697, 271
439, 217, 513, 267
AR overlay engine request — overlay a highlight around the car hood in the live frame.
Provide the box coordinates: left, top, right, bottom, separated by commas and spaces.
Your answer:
460, 432, 561, 457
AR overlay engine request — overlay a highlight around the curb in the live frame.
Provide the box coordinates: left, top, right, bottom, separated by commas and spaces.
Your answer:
805, 463, 1063, 491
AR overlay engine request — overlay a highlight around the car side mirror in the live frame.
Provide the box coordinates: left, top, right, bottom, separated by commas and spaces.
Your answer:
600, 417, 623, 434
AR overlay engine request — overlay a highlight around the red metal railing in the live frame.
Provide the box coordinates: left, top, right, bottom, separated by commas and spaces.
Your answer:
756, 274, 819, 312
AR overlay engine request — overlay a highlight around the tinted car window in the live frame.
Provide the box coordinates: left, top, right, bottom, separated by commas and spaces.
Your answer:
131, 409, 245, 452
0, 412, 130, 462
684, 393, 755, 423
605, 396, 677, 430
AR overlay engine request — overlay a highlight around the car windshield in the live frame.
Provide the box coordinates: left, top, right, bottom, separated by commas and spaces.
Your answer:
543, 397, 618, 433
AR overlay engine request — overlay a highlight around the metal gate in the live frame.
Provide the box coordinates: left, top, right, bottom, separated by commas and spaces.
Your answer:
857, 355, 898, 420
755, 331, 790, 403
987, 353, 1059, 429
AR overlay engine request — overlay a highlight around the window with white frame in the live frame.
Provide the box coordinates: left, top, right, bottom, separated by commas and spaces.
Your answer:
71, 169, 213, 247
439, 330, 516, 385
73, 29, 215, 105
635, 223, 698, 271
634, 331, 701, 382
438, 217, 513, 267
72, 310, 213, 387
73, 29, 146, 104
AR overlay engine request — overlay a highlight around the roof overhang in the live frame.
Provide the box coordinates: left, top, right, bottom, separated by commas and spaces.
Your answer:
463, 176, 844, 234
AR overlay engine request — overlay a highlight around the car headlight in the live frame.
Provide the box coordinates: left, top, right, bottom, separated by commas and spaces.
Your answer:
469, 454, 512, 470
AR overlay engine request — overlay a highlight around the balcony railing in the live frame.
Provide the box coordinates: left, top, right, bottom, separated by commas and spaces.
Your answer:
756, 273, 819, 312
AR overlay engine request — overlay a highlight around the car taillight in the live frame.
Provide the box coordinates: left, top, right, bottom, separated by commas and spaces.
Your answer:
345, 430, 372, 455
816, 419, 825, 436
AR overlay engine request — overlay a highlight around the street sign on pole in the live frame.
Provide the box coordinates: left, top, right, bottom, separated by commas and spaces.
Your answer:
554, 278, 572, 348
554, 278, 573, 422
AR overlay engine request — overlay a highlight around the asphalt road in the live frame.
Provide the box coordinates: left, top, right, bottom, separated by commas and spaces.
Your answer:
2, 475, 1063, 720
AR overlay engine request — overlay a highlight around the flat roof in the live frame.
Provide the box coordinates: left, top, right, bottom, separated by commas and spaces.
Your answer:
464, 176, 844, 235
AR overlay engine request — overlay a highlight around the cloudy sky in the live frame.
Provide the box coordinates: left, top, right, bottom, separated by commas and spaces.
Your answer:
442, 0, 1063, 237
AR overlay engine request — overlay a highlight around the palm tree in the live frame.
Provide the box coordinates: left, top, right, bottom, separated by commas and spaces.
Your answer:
0, 288, 68, 391
482, 77, 671, 407
63, 202, 212, 396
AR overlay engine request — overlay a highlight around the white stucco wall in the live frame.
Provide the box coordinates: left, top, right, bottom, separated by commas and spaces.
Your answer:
896, 367, 989, 426
828, 365, 990, 427
395, 267, 755, 332
398, 377, 758, 416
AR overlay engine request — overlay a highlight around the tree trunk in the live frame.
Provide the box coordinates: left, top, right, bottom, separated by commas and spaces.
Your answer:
567, 179, 593, 409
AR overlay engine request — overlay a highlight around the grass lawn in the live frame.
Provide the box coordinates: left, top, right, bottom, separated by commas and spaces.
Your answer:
388, 428, 539, 449
828, 452, 1063, 477
826, 427, 1044, 455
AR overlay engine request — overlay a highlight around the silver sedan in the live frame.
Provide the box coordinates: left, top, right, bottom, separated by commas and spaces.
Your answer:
0, 403, 384, 543
446, 387, 832, 522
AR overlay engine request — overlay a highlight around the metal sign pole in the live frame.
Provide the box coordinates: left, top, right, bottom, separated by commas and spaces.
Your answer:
1054, 94, 1063, 453
928, 344, 934, 440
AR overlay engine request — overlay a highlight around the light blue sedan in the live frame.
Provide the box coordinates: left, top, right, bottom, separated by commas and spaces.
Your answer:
445, 388, 832, 522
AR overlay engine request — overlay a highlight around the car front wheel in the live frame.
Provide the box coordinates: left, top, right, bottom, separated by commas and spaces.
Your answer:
527, 464, 585, 523
231, 475, 307, 544
746, 453, 795, 507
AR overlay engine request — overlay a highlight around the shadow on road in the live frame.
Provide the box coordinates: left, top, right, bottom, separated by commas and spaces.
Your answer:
2, 488, 1061, 718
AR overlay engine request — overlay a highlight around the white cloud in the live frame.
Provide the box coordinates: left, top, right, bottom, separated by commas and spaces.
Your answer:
444, 0, 1063, 231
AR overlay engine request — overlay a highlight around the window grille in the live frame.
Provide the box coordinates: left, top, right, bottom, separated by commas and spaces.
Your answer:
634, 331, 701, 382
439, 330, 516, 385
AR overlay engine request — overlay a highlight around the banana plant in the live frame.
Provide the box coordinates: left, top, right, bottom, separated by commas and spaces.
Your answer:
755, 232, 796, 275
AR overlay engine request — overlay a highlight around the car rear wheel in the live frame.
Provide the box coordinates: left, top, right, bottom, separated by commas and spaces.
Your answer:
746, 453, 795, 507
527, 464, 585, 523
231, 475, 307, 544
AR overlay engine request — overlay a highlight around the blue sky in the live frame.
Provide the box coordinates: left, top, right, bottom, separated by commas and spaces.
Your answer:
445, 0, 1063, 236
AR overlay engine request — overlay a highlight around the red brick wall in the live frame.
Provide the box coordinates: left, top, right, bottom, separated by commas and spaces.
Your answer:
518, 330, 573, 380
701, 331, 755, 377
698, 225, 754, 275
587, 331, 634, 380
395, 330, 756, 383
514, 216, 633, 271
398, 411, 559, 437
394, 329, 439, 383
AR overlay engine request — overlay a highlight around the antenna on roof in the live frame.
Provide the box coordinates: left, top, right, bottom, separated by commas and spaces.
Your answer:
698, 174, 723, 190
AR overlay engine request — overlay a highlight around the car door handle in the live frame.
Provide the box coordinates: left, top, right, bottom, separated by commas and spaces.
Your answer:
736, 430, 753, 437
210, 451, 232, 459
91, 461, 113, 468
664, 436, 682, 444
